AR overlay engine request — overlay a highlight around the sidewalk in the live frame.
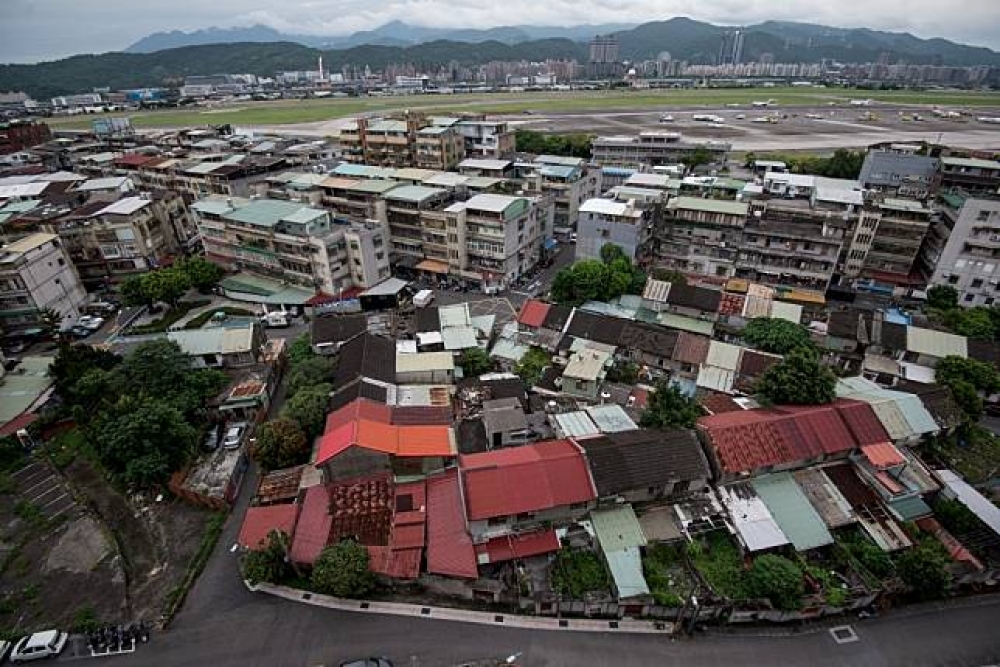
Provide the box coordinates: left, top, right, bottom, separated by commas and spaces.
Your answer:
250, 582, 674, 634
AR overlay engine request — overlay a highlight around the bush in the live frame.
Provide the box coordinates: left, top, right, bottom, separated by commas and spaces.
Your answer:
896, 541, 950, 600
746, 555, 805, 611
72, 606, 100, 633
551, 549, 609, 598
183, 307, 256, 330
311, 539, 375, 598
242, 530, 291, 585
128, 299, 211, 334
251, 418, 310, 471
282, 385, 331, 440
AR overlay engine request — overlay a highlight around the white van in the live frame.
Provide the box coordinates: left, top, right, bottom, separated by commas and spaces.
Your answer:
413, 289, 435, 308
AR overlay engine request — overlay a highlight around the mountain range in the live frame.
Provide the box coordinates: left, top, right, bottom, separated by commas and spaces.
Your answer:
2, 17, 999, 99
124, 21, 640, 52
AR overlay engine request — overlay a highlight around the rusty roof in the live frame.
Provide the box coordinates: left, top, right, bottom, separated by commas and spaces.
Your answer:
672, 331, 711, 365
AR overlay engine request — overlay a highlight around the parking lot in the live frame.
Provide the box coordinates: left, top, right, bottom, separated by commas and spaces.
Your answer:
10, 460, 80, 522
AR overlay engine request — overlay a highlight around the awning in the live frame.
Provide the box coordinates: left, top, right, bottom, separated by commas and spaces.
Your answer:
544, 238, 559, 250
475, 529, 560, 565
862, 442, 906, 469
416, 259, 450, 274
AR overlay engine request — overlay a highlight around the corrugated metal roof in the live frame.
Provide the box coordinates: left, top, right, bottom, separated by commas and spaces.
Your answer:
385, 184, 447, 203
396, 351, 455, 373
591, 505, 648, 552
753, 473, 834, 551
793, 468, 855, 528
696, 365, 736, 394
706, 340, 743, 371
658, 313, 714, 336
441, 327, 478, 350
836, 377, 939, 439
553, 411, 600, 438
770, 300, 803, 324
936, 469, 1000, 536
167, 325, 254, 356
906, 326, 967, 358
717, 484, 790, 552
642, 278, 671, 303
670, 196, 748, 216
439, 303, 472, 328
586, 404, 639, 433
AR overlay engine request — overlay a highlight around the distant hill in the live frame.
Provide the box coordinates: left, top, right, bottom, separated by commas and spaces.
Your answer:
5, 17, 998, 99
124, 21, 638, 53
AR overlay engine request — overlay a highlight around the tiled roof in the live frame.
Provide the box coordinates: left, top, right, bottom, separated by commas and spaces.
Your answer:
474, 529, 560, 565
967, 338, 1000, 369
311, 314, 367, 347
289, 485, 333, 564
238, 504, 299, 550
671, 332, 711, 365
518, 299, 551, 328
700, 392, 745, 415
698, 399, 887, 476
565, 309, 626, 346
367, 546, 422, 580
460, 439, 596, 520
619, 322, 678, 358
333, 333, 396, 385
879, 321, 908, 351
718, 292, 746, 316
893, 381, 963, 430
577, 429, 709, 497
738, 349, 782, 377
541, 304, 573, 331
861, 442, 906, 468
415, 305, 440, 332
316, 398, 454, 464
425, 469, 478, 579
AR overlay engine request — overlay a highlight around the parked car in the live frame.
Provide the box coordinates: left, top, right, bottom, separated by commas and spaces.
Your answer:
340, 659, 393, 667
10, 630, 68, 662
222, 422, 248, 450
0, 639, 11, 662
77, 315, 105, 331
203, 427, 221, 452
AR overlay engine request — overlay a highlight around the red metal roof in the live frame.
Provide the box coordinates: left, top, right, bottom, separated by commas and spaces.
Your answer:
367, 545, 422, 580
305, 291, 337, 306
425, 469, 478, 579
289, 485, 333, 565
0, 412, 39, 438
115, 153, 155, 168
518, 299, 551, 328
238, 504, 299, 550
698, 400, 885, 476
861, 442, 906, 469
460, 439, 596, 520
835, 400, 891, 446
718, 292, 746, 316
474, 529, 560, 564
700, 392, 745, 415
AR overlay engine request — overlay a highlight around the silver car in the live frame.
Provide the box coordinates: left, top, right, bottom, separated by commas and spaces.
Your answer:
10, 630, 68, 662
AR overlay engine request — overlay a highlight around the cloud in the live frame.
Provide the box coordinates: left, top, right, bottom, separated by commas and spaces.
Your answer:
1, 0, 998, 62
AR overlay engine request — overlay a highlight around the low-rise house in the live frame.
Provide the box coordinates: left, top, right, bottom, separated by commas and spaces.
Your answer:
618, 321, 678, 372
460, 439, 597, 543
395, 351, 455, 385
166, 320, 264, 368
576, 429, 710, 503
481, 397, 531, 449
751, 472, 834, 551
697, 399, 889, 482
310, 313, 367, 355
590, 505, 651, 602
333, 333, 396, 386
835, 377, 940, 444
716, 483, 790, 552
561, 346, 612, 401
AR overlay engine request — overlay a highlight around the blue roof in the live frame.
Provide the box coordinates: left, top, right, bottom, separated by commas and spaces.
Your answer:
538, 165, 579, 179
885, 308, 912, 326
602, 167, 636, 176
544, 238, 559, 250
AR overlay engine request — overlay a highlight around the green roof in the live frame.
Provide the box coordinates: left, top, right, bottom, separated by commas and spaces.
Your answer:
670, 196, 748, 216
385, 185, 447, 204
348, 179, 401, 194
939, 192, 967, 209
941, 156, 1000, 170
657, 313, 715, 336
221, 199, 309, 228
218, 272, 315, 305
713, 177, 748, 191
888, 496, 932, 522
753, 473, 834, 551
591, 505, 647, 552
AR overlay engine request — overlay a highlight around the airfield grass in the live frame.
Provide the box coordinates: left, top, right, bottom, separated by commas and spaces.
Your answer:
48, 87, 1000, 130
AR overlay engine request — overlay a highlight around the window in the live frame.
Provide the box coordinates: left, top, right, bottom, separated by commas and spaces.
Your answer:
948, 275, 959, 284
972, 279, 984, 288
986, 297, 995, 306
977, 210, 991, 222
964, 293, 975, 302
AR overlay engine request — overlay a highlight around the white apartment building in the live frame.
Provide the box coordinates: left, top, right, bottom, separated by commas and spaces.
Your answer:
930, 194, 1000, 307
576, 198, 652, 262
520, 155, 603, 230
0, 233, 87, 333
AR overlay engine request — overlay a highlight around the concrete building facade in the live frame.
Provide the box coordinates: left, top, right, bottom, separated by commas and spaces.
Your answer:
930, 194, 1000, 307
0, 233, 86, 333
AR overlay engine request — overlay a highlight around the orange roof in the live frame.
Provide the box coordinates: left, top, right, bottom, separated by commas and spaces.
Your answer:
398, 425, 454, 457
518, 299, 551, 328
862, 442, 906, 469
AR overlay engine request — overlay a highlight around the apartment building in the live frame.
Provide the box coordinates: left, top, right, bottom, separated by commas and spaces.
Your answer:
415, 125, 465, 171
442, 194, 550, 292
194, 197, 390, 293
655, 197, 748, 278
858, 148, 940, 199
47, 193, 196, 287
576, 198, 652, 262
134, 156, 288, 199
0, 233, 86, 334
929, 194, 1000, 307
518, 155, 603, 230
591, 132, 731, 169
938, 156, 1000, 195
858, 198, 933, 285
448, 118, 516, 159
339, 117, 424, 168
383, 185, 453, 266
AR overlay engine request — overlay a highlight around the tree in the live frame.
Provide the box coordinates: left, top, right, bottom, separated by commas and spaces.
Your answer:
68, 368, 119, 419
116, 339, 227, 420
942, 307, 996, 340
640, 381, 703, 429
459, 347, 493, 378
651, 268, 688, 285
141, 267, 190, 306
896, 541, 950, 600
550, 267, 576, 303
947, 380, 983, 421
515, 346, 550, 388
38, 307, 63, 336
311, 539, 375, 598
686, 146, 714, 170
120, 275, 151, 307
287, 333, 315, 366
89, 397, 197, 488
241, 530, 291, 585
572, 259, 610, 302
935, 355, 1000, 420
49, 343, 121, 399
286, 356, 337, 397
746, 555, 804, 611
755, 348, 836, 405
600, 242, 627, 265
282, 385, 331, 440
927, 285, 959, 311
252, 418, 310, 471
743, 317, 814, 354
177, 256, 223, 292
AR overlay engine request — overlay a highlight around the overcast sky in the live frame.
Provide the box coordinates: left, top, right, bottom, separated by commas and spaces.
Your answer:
2, 0, 999, 63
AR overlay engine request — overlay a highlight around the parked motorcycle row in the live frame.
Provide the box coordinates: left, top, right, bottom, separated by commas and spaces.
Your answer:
86, 621, 150, 656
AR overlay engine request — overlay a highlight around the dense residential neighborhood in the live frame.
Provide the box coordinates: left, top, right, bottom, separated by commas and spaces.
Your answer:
2, 8, 1000, 666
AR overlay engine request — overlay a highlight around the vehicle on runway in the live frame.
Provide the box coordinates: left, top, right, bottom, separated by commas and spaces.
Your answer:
692, 114, 724, 124
978, 116, 1000, 124
658, 113, 674, 123
340, 658, 393, 667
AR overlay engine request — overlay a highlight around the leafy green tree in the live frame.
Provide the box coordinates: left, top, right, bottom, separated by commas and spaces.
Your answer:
926, 285, 959, 311
746, 555, 804, 611
573, 259, 610, 302
242, 530, 291, 585
38, 307, 63, 336
49, 343, 121, 399
947, 380, 983, 421
755, 348, 836, 405
287, 333, 316, 366
68, 368, 119, 419
651, 268, 688, 285
251, 417, 310, 471
141, 267, 190, 306
600, 243, 627, 265
550, 267, 576, 303
943, 307, 996, 340
116, 339, 227, 420
89, 397, 197, 488
936, 356, 1000, 394
120, 275, 151, 307
686, 146, 714, 169
286, 356, 337, 397
459, 347, 493, 378
282, 385, 331, 440
743, 317, 813, 354
606, 361, 639, 385
177, 256, 223, 292
515, 346, 550, 388
640, 381, 703, 429
311, 539, 375, 598
896, 541, 950, 600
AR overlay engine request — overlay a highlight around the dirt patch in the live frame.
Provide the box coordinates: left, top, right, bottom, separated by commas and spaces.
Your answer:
43, 516, 111, 574
63, 459, 215, 622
